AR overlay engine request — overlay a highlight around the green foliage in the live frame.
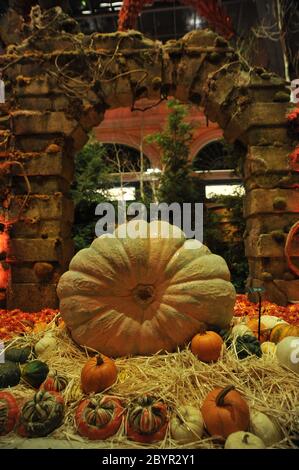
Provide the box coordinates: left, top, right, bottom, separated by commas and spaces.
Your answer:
204, 190, 248, 293
71, 139, 152, 251
71, 141, 113, 252
146, 99, 201, 205
71, 141, 111, 205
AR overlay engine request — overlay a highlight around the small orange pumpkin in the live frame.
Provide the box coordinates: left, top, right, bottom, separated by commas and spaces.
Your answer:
81, 354, 117, 394
201, 385, 250, 439
246, 318, 268, 343
270, 323, 299, 344
191, 330, 223, 362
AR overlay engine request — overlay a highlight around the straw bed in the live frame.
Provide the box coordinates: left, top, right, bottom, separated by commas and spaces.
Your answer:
1, 318, 298, 449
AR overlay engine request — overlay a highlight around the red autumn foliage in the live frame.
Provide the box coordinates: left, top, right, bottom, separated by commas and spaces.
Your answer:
118, 0, 234, 39
287, 107, 299, 123
288, 146, 299, 171
234, 295, 299, 325
0, 308, 58, 340
0, 296, 298, 342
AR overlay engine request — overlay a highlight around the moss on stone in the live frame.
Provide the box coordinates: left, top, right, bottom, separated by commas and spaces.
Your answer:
273, 197, 287, 210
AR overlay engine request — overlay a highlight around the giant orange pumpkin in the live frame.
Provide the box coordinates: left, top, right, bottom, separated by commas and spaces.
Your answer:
57, 221, 236, 357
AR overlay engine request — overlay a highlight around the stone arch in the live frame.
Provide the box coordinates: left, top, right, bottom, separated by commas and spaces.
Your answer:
190, 130, 223, 161
95, 101, 222, 167
94, 137, 159, 168
0, 12, 298, 309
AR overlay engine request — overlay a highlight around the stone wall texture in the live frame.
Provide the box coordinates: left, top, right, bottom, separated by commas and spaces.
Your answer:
0, 10, 298, 309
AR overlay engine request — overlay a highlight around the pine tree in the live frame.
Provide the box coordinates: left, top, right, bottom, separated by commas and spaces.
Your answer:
147, 99, 201, 205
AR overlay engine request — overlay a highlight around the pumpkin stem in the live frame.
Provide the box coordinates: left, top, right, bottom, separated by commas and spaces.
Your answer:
242, 433, 249, 444
215, 385, 235, 406
132, 284, 155, 306
96, 354, 104, 366
197, 323, 207, 335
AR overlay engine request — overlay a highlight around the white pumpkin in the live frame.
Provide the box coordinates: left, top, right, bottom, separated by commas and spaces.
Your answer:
225, 431, 266, 449
250, 411, 282, 446
34, 333, 57, 358
276, 336, 299, 374
231, 324, 254, 339
170, 405, 204, 443
261, 341, 277, 357
260, 315, 287, 330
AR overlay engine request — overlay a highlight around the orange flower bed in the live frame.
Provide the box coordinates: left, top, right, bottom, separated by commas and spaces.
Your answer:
0, 308, 58, 341
234, 294, 299, 325
0, 296, 298, 342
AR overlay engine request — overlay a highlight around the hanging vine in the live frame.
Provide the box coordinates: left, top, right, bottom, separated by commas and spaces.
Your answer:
0, 159, 31, 295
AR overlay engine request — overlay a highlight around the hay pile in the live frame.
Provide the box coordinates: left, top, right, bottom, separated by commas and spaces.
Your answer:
1, 318, 299, 449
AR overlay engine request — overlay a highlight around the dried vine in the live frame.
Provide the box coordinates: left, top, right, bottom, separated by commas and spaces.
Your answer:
0, 159, 32, 294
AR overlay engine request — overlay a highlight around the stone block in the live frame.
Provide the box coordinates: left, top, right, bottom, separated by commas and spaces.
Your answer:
224, 102, 292, 143
248, 257, 291, 279
15, 75, 59, 96
244, 188, 299, 217
274, 280, 299, 303
245, 233, 299, 258
244, 145, 292, 175
11, 263, 64, 284
69, 124, 88, 152
245, 173, 299, 192
247, 277, 288, 306
79, 105, 104, 131
18, 95, 71, 112
11, 111, 77, 136
14, 134, 66, 153
2, 151, 74, 182
6, 283, 59, 311
0, 194, 74, 223
239, 127, 291, 146
10, 238, 74, 263
245, 215, 298, 235
11, 219, 73, 239
13, 175, 70, 195
202, 64, 250, 127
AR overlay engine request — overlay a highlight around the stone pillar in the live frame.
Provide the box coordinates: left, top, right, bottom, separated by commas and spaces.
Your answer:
0, 71, 93, 310
0, 26, 162, 311
202, 62, 299, 304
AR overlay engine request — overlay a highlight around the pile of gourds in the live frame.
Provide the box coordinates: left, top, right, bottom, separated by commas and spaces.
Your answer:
229, 315, 299, 374
0, 317, 297, 445
0, 382, 285, 447
187, 317, 299, 375
0, 336, 67, 438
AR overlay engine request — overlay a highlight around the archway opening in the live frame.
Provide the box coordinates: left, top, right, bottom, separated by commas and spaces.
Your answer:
71, 140, 152, 252
191, 139, 248, 292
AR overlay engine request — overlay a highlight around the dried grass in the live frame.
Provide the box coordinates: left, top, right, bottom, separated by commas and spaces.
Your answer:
1, 317, 298, 449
